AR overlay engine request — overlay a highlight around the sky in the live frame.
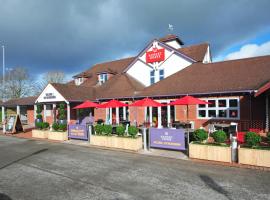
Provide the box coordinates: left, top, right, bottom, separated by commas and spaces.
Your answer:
0, 0, 270, 81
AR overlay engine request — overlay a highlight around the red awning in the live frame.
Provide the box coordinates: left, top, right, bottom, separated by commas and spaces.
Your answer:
168, 96, 209, 105
73, 100, 99, 109
129, 98, 164, 107
98, 99, 128, 108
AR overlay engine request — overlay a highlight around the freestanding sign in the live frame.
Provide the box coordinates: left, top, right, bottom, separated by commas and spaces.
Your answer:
150, 128, 186, 150
146, 48, 165, 63
68, 124, 88, 140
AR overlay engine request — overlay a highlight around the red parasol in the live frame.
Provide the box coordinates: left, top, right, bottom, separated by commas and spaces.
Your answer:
98, 99, 128, 108
73, 100, 99, 109
168, 96, 209, 106
129, 98, 164, 107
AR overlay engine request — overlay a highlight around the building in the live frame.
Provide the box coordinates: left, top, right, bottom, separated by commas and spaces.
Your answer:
1, 34, 270, 132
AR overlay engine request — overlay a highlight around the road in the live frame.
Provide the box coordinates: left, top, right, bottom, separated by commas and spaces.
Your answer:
0, 135, 269, 200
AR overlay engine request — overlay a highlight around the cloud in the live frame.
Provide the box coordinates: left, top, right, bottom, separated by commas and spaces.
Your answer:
225, 41, 270, 60
0, 0, 270, 79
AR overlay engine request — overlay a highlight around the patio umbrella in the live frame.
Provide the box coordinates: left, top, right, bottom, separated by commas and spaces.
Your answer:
129, 98, 164, 127
98, 99, 128, 124
168, 95, 209, 154
72, 100, 99, 109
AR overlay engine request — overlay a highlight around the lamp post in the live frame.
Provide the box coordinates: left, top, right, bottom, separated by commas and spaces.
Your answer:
2, 45, 5, 102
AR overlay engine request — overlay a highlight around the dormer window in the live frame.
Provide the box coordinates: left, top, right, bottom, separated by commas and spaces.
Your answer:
99, 73, 108, 84
75, 77, 84, 85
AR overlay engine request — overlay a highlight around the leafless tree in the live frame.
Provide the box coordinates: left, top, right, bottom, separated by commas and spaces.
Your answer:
35, 71, 66, 92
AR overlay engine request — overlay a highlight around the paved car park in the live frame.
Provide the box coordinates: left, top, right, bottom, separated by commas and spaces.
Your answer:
0, 135, 269, 200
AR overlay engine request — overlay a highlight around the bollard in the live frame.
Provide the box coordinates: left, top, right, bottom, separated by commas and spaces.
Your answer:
231, 136, 238, 163
143, 127, 147, 151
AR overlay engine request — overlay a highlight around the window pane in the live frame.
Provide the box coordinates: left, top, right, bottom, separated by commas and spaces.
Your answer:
229, 99, 238, 107
150, 70, 155, 76
229, 110, 238, 118
218, 99, 226, 107
218, 110, 227, 118
208, 110, 216, 117
198, 104, 206, 108
208, 100, 216, 107
160, 75, 164, 80
198, 110, 206, 117
159, 69, 164, 76
150, 77, 155, 84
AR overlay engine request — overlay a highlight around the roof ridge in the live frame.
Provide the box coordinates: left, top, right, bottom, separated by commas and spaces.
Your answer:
211, 54, 270, 65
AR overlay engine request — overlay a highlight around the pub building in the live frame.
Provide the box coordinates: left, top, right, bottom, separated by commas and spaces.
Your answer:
1, 34, 270, 134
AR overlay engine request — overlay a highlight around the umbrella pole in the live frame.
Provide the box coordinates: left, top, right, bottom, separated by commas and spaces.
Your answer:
187, 105, 190, 156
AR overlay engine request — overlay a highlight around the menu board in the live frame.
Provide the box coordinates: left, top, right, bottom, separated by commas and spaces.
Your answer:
6, 115, 23, 134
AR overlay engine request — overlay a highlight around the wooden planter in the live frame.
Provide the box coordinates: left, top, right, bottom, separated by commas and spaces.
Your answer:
32, 129, 48, 139
48, 131, 68, 141
90, 135, 142, 151
239, 147, 270, 167
189, 143, 231, 163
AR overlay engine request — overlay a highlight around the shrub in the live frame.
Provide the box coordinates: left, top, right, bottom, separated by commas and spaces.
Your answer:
212, 130, 227, 143
192, 129, 208, 142
36, 114, 42, 119
116, 125, 125, 136
128, 126, 138, 138
58, 103, 66, 120
96, 119, 104, 124
245, 132, 261, 147
36, 104, 42, 114
95, 124, 103, 135
35, 122, 43, 129
42, 122, 50, 129
103, 125, 113, 135
58, 123, 67, 131
52, 122, 59, 131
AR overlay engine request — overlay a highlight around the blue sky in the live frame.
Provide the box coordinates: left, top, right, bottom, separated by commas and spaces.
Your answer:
0, 0, 270, 81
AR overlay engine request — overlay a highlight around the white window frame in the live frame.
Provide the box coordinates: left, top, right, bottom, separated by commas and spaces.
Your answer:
99, 73, 108, 84
150, 70, 155, 85
197, 97, 240, 120
159, 69, 164, 80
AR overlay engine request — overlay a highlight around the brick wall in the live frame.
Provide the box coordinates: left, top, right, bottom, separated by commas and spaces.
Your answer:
27, 105, 35, 124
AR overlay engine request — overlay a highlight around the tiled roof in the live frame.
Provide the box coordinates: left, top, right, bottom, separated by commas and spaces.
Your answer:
3, 96, 37, 107
158, 34, 184, 45
178, 43, 209, 62
138, 55, 270, 97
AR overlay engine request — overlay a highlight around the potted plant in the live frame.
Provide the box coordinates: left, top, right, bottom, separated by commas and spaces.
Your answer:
32, 121, 50, 139
58, 103, 67, 125
48, 121, 68, 141
128, 126, 138, 138
35, 104, 43, 124
116, 125, 125, 136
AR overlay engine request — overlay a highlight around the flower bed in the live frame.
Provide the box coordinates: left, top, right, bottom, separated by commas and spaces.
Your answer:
239, 146, 270, 167
189, 142, 231, 163
32, 129, 48, 139
48, 131, 68, 141
90, 135, 142, 151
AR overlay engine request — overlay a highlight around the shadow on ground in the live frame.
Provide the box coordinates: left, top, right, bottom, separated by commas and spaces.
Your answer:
0, 193, 12, 200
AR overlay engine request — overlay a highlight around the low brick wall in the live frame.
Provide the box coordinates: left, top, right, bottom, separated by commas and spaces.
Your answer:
48, 131, 68, 141
189, 143, 231, 163
32, 129, 48, 139
239, 147, 270, 168
90, 135, 142, 151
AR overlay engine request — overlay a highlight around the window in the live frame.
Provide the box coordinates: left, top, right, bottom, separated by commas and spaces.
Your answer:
99, 73, 108, 84
159, 69, 164, 80
197, 97, 240, 119
75, 77, 84, 85
150, 70, 155, 85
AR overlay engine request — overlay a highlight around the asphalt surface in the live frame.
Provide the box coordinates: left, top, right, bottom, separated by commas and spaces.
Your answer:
0, 135, 269, 200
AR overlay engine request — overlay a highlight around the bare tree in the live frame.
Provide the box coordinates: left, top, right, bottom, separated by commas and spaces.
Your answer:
35, 71, 66, 92
0, 67, 35, 99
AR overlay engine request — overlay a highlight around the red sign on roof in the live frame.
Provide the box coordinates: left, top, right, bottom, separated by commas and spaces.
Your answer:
146, 48, 165, 63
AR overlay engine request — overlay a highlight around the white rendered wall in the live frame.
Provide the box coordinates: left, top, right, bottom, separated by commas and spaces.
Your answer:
36, 84, 67, 103
203, 45, 211, 63
165, 40, 181, 49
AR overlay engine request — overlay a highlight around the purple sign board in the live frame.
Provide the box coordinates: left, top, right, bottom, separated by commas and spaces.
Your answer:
68, 124, 88, 140
150, 128, 186, 150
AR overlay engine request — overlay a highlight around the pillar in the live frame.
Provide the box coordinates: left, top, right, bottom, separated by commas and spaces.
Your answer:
109, 108, 112, 124
43, 104, 47, 122
116, 107, 119, 124
53, 103, 56, 122
167, 105, 171, 127
144, 107, 147, 123
67, 103, 70, 123
105, 108, 109, 124
158, 106, 162, 128
266, 96, 269, 132
34, 104, 37, 120
2, 106, 5, 133
149, 106, 153, 126
123, 106, 126, 120
16, 105, 20, 116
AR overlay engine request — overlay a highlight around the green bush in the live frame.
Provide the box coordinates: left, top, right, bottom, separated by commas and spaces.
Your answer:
212, 130, 227, 143
58, 103, 66, 120
103, 124, 112, 135
52, 122, 59, 131
245, 132, 261, 147
36, 104, 42, 114
36, 114, 42, 119
58, 123, 67, 131
192, 129, 208, 142
35, 122, 43, 129
128, 126, 138, 138
42, 122, 50, 129
95, 124, 103, 135
116, 125, 125, 136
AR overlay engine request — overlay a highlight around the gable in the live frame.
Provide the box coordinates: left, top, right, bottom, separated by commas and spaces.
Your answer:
125, 40, 195, 87
36, 84, 67, 103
